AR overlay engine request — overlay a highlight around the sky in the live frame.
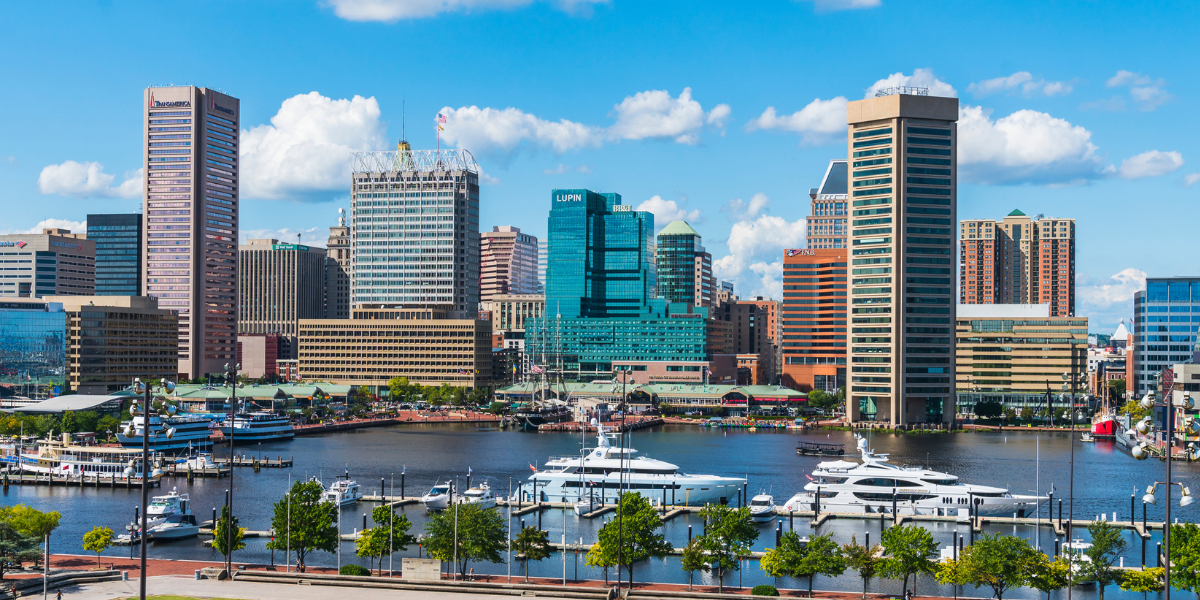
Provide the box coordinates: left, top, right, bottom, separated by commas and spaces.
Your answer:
1, 0, 1195, 334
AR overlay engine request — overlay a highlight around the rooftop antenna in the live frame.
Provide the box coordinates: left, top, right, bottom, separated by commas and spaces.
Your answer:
402, 99, 405, 142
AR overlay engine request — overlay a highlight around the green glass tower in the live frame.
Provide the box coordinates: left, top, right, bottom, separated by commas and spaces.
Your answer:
655, 220, 713, 307
529, 189, 708, 377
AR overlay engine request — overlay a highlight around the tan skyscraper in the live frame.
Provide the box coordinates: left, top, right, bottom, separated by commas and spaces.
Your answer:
142, 86, 240, 380
480, 226, 539, 302
326, 209, 351, 319
846, 89, 957, 427
238, 239, 328, 359
959, 210, 1075, 316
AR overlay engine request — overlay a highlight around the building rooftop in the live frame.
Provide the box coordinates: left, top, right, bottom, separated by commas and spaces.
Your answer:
1008, 209, 1026, 216
816, 160, 848, 198
658, 220, 700, 237
3, 394, 125, 414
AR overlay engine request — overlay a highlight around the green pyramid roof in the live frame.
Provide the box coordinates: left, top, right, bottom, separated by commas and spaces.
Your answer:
1008, 209, 1026, 216
658, 220, 700, 237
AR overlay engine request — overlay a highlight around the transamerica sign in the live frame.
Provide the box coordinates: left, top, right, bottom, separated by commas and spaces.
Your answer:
150, 92, 190, 108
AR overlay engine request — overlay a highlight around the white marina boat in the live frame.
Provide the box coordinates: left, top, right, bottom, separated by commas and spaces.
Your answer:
748, 494, 777, 523
523, 426, 745, 506
217, 412, 294, 444
1063, 540, 1095, 584
146, 488, 190, 527
19, 435, 162, 482
145, 514, 200, 541
421, 481, 453, 511
180, 452, 218, 470
457, 481, 497, 509
782, 435, 1047, 517
118, 415, 214, 453
324, 471, 362, 506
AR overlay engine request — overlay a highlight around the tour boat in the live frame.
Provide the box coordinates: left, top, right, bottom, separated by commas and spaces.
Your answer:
515, 402, 572, 430
748, 494, 778, 523
19, 437, 161, 481
522, 426, 745, 506
217, 412, 294, 444
145, 514, 200, 541
421, 481, 453, 511
456, 481, 497, 509
323, 471, 363, 506
781, 435, 1046, 517
118, 415, 215, 453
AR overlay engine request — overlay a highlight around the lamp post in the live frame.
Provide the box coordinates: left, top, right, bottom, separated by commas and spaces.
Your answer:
124, 377, 178, 600
1132, 389, 1199, 600
223, 362, 242, 573
1059, 343, 1087, 567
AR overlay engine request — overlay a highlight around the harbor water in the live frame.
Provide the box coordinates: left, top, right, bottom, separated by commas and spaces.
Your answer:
5, 424, 1192, 599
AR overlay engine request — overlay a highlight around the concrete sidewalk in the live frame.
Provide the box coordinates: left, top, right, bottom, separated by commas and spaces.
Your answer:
60, 575, 521, 600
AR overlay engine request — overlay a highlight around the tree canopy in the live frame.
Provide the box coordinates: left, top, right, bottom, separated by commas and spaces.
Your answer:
696, 503, 759, 593
265, 480, 338, 572
1084, 520, 1128, 600
591, 492, 673, 587
879, 524, 938, 595
761, 531, 845, 597
843, 535, 882, 600
423, 503, 507, 578
212, 504, 245, 558
512, 526, 552, 582
82, 526, 114, 568
1170, 522, 1200, 597
355, 504, 416, 575
953, 533, 1042, 600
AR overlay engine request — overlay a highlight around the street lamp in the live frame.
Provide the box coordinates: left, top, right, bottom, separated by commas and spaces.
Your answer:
222, 362, 243, 574
127, 377, 177, 600
1059, 343, 1086, 600
1131, 389, 1197, 600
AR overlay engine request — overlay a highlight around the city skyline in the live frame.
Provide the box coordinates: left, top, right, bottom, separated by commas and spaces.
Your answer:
2, 1, 1195, 334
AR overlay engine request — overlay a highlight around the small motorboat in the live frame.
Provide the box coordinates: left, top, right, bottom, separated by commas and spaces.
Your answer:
748, 493, 778, 523
421, 481, 453, 511
1080, 433, 1095, 443
1063, 540, 1095, 583
574, 493, 602, 516
182, 452, 218, 470
324, 470, 363, 506
457, 482, 497, 509
145, 514, 200, 541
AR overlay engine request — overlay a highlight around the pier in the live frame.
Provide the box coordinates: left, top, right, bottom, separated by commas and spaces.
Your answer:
0, 470, 161, 489
537, 417, 664, 433
293, 411, 502, 437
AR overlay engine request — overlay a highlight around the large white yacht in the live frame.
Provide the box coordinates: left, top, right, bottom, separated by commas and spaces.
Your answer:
782, 435, 1046, 517
522, 427, 744, 506
217, 412, 294, 444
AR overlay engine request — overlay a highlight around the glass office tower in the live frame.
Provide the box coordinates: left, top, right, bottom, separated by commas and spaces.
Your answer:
0, 299, 66, 397
88, 213, 143, 296
1133, 277, 1200, 396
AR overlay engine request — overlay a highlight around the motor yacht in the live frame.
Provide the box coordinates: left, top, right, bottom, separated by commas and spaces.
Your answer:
118, 415, 214, 453
456, 481, 497, 509
573, 493, 603, 516
324, 471, 362, 506
523, 426, 745, 506
146, 488, 190, 527
421, 481, 454, 511
782, 435, 1047, 517
748, 494, 777, 523
145, 514, 200, 541
217, 412, 294, 444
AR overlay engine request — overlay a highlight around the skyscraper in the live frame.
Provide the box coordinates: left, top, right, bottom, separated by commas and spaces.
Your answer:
1132, 278, 1200, 396
480, 226, 539, 302
781, 248, 847, 392
846, 89, 957, 427
959, 210, 1075, 316
142, 85, 240, 380
88, 214, 143, 296
537, 243, 548, 294
326, 209, 351, 319
349, 145, 480, 315
238, 239, 328, 359
655, 220, 714, 308
806, 160, 848, 249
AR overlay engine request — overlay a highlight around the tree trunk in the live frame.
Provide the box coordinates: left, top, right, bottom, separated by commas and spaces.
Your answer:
808, 574, 814, 597
863, 577, 868, 599
524, 559, 529, 582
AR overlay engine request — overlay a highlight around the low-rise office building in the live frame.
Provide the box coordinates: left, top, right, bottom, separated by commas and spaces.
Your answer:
954, 304, 1088, 415
298, 308, 492, 389
47, 296, 178, 395
0, 229, 95, 298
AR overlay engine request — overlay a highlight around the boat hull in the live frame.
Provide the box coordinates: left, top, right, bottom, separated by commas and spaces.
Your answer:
783, 492, 1047, 517
1092, 416, 1116, 437
146, 526, 199, 541
525, 474, 744, 506
422, 495, 450, 511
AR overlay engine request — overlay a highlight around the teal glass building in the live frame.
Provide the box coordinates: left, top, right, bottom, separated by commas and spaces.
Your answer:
529, 189, 708, 376
0, 299, 67, 396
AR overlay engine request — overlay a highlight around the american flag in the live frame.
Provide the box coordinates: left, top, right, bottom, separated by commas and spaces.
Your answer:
530, 364, 545, 374
437, 113, 447, 124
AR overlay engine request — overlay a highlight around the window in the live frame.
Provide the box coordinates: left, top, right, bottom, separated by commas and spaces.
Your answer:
908, 127, 951, 137
853, 138, 892, 148
853, 127, 892, 138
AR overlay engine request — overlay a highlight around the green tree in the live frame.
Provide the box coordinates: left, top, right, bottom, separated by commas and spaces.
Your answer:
33, 414, 58, 436
6, 505, 60, 568
1027, 555, 1071, 600
974, 400, 1003, 419
96, 416, 120, 440
680, 537, 709, 590
807, 390, 840, 412
423, 503, 507, 578
512, 526, 552, 582
1170, 522, 1200, 597
387, 377, 412, 402
82, 526, 114, 568
879, 524, 938, 596
74, 411, 99, 435
1107, 379, 1126, 400
60, 411, 79, 433
212, 505, 245, 558
265, 480, 338, 572
760, 531, 844, 597
843, 535, 882, 600
1120, 568, 1164, 600
696, 503, 759, 593
355, 504, 416, 575
954, 533, 1041, 600
0, 520, 39, 579
584, 541, 616, 583
1085, 520, 1128, 600
590, 492, 673, 588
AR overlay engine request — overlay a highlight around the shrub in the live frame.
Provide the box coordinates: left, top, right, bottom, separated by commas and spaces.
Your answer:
751, 584, 780, 596
340, 564, 372, 576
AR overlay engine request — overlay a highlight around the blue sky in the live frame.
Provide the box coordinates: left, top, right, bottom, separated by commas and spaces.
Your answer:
1, 0, 1195, 333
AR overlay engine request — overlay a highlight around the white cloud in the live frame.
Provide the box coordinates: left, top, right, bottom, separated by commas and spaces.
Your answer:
542, 163, 591, 175
968, 71, 1073, 97
1078, 268, 1146, 310
958, 105, 1103, 185
745, 97, 847, 144
712, 210, 806, 296
440, 88, 728, 161
0, 219, 88, 236
324, 0, 607, 21
1184, 173, 1200, 187
240, 92, 387, 201
796, 0, 880, 11
636, 196, 701, 230
239, 226, 327, 247
747, 260, 784, 299
866, 68, 958, 98
722, 193, 771, 220
37, 161, 141, 198
1116, 150, 1183, 180
1105, 70, 1170, 111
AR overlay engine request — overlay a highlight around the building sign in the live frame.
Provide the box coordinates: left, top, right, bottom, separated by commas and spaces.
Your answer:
210, 95, 234, 115
150, 92, 190, 108
555, 193, 582, 202
786, 249, 815, 256
50, 241, 82, 250
0, 241, 14, 247
612, 205, 632, 212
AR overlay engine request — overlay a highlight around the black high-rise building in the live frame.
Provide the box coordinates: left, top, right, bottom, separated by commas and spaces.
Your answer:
87, 213, 142, 296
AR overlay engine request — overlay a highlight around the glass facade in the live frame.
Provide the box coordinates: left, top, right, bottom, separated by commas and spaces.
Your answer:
88, 213, 143, 295
0, 301, 66, 397
655, 220, 712, 307
1133, 277, 1200, 396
